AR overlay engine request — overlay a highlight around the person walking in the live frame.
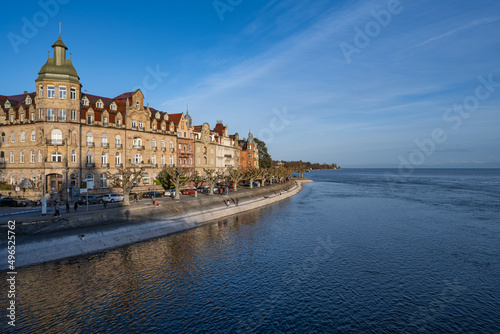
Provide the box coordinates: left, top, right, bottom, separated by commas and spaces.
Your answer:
74, 201, 78, 212
134, 193, 138, 203
54, 201, 61, 218
103, 200, 108, 209
236, 197, 239, 206
66, 201, 70, 213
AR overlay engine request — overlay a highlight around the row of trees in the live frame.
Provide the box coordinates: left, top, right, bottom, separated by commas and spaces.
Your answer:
275, 160, 340, 170
105, 165, 298, 206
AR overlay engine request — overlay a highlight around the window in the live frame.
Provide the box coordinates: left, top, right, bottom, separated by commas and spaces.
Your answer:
51, 151, 62, 162
70, 174, 77, 187
71, 150, 76, 163
96, 100, 103, 108
38, 108, 43, 120
70, 88, 76, 100
136, 102, 140, 110
10, 151, 14, 163
20, 114, 25, 122
134, 153, 142, 164
85, 173, 94, 183
152, 154, 156, 164
87, 115, 93, 125
71, 109, 77, 120
101, 134, 108, 146
39, 85, 44, 98
47, 108, 55, 121
100, 174, 108, 188
169, 140, 173, 149
59, 86, 67, 99
132, 120, 137, 129
170, 155, 173, 166
103, 117, 108, 126
26, 96, 32, 104
178, 143, 181, 150
5, 101, 10, 108
178, 158, 181, 165
59, 109, 66, 121
161, 155, 165, 166
115, 135, 121, 147
10, 114, 14, 123
139, 121, 143, 130
115, 152, 121, 165
133, 138, 142, 147
20, 151, 25, 163
20, 131, 25, 142
86, 132, 93, 145
47, 86, 55, 98
51, 129, 63, 145
116, 118, 121, 128
1, 133, 4, 143
110, 103, 116, 111
30, 151, 35, 163
82, 98, 88, 106
152, 139, 156, 149
31, 131, 36, 142
38, 150, 42, 163
86, 152, 93, 164
184, 132, 187, 138
142, 173, 150, 185
11, 132, 15, 143
30, 113, 35, 121
101, 152, 108, 165
10, 175, 15, 185
161, 140, 165, 149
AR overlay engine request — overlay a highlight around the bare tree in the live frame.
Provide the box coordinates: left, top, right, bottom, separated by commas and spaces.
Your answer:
244, 166, 260, 189
227, 167, 245, 192
191, 171, 205, 198
257, 168, 268, 187
105, 166, 145, 206
158, 165, 190, 200
203, 168, 225, 195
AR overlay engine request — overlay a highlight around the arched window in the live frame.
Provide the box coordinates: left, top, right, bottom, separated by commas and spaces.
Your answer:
0, 151, 4, 163
115, 135, 121, 147
169, 140, 173, 149
101, 134, 108, 147
134, 153, 142, 164
30, 151, 35, 163
51, 129, 63, 145
115, 152, 121, 165
51, 151, 62, 162
161, 140, 165, 148
133, 138, 142, 149
136, 101, 140, 110
86, 132, 93, 146
20, 131, 26, 142
151, 154, 156, 165
31, 130, 36, 142
71, 150, 76, 163
10, 175, 16, 185
1, 133, 5, 143
101, 152, 108, 165
11, 132, 15, 142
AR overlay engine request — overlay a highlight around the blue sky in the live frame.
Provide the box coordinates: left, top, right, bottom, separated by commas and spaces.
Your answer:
1, 0, 499, 167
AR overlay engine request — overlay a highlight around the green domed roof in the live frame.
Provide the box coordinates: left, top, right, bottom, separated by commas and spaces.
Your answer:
36, 36, 80, 85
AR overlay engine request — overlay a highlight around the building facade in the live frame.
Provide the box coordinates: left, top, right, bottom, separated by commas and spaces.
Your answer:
212, 121, 240, 173
239, 132, 259, 169
193, 122, 217, 177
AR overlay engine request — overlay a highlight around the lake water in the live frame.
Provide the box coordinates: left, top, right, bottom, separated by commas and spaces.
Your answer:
3, 169, 500, 333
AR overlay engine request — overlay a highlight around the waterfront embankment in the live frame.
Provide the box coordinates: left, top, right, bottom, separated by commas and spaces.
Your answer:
0, 179, 312, 270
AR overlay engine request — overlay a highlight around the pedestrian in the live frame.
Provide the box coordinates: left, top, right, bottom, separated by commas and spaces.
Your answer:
154, 200, 159, 206
54, 201, 60, 217
66, 201, 70, 213
236, 197, 239, 206
74, 201, 78, 212
134, 193, 138, 202
103, 200, 108, 209
225, 199, 229, 207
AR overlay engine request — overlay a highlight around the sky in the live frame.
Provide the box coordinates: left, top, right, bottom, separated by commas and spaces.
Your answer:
1, 0, 499, 167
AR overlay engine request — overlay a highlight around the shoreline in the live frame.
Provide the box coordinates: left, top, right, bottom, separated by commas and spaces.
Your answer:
1, 179, 312, 270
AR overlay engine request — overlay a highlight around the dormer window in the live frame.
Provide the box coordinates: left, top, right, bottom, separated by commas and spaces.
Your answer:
82, 98, 88, 106
26, 96, 31, 104
96, 100, 103, 108
5, 101, 10, 109
155, 112, 160, 119
136, 102, 140, 110
110, 103, 117, 111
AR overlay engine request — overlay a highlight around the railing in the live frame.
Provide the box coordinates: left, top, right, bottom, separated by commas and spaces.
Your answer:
170, 148, 175, 152
152, 147, 157, 151
115, 163, 123, 168
115, 143, 123, 149
101, 163, 109, 168
86, 142, 94, 147
102, 142, 109, 148
86, 163, 95, 167
132, 126, 137, 130
138, 127, 144, 131
46, 139, 65, 146
133, 145, 145, 150
161, 147, 166, 152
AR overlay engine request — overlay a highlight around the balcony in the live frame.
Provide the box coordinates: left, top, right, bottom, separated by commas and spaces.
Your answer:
133, 145, 145, 150
161, 147, 166, 152
132, 126, 137, 130
116, 124, 121, 129
101, 163, 109, 168
102, 142, 109, 148
138, 127, 144, 132
115, 163, 123, 168
170, 148, 175, 153
46, 139, 65, 146
86, 141, 95, 147
86, 162, 95, 168
115, 143, 123, 149
152, 147, 157, 151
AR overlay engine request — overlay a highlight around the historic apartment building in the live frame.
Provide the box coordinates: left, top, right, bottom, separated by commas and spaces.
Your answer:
193, 122, 217, 176
0, 35, 187, 198
239, 132, 259, 169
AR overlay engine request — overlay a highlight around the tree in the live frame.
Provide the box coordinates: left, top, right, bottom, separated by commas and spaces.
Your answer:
203, 168, 224, 196
191, 171, 205, 198
158, 166, 190, 200
244, 166, 260, 189
227, 167, 245, 191
254, 138, 272, 168
257, 168, 268, 187
105, 166, 145, 206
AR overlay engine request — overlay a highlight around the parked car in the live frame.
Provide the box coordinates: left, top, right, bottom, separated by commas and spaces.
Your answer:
142, 191, 164, 198
102, 193, 124, 203
78, 195, 103, 205
244, 181, 260, 187
181, 189, 196, 195
0, 197, 28, 207
166, 189, 176, 197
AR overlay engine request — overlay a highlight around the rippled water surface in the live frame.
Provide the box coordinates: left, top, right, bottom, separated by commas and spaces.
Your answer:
4, 169, 500, 333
